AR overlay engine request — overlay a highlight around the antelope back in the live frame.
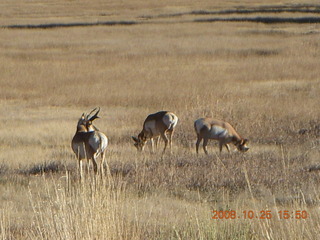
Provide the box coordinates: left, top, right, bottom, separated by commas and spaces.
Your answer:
195, 118, 236, 140
143, 111, 178, 134
194, 118, 225, 138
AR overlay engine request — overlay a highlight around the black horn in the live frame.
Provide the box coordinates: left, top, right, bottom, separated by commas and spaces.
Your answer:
88, 107, 100, 121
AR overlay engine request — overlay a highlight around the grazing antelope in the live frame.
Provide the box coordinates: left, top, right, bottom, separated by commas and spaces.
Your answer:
194, 118, 249, 154
71, 107, 108, 179
132, 111, 178, 153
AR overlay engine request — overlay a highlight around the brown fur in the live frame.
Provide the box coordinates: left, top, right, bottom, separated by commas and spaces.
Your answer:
195, 118, 249, 154
132, 111, 178, 153
71, 109, 108, 179
139, 111, 171, 139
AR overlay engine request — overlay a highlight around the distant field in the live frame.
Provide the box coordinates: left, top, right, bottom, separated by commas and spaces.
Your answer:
0, 0, 320, 239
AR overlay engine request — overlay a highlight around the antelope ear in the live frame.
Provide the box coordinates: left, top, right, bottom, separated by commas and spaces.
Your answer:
132, 136, 138, 142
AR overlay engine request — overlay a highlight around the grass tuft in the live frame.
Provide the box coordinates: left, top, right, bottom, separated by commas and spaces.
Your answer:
20, 161, 69, 176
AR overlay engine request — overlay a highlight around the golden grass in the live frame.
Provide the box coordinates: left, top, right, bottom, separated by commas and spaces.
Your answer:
1, 0, 320, 239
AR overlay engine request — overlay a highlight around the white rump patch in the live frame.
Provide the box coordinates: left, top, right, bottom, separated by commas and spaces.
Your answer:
163, 113, 178, 129
99, 133, 108, 152
88, 132, 108, 156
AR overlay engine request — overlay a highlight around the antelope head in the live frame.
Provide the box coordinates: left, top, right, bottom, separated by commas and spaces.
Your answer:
76, 113, 88, 132
85, 107, 100, 131
76, 107, 101, 132
132, 132, 147, 152
234, 138, 249, 152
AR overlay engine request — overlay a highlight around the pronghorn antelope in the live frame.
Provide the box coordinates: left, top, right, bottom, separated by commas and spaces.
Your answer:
71, 107, 108, 179
132, 111, 178, 153
194, 118, 249, 154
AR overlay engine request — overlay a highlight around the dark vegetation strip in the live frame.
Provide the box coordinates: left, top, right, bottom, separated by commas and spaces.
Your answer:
2, 4, 320, 30
142, 4, 320, 19
194, 16, 320, 24
191, 8, 320, 15
4, 16, 320, 30
3, 20, 138, 29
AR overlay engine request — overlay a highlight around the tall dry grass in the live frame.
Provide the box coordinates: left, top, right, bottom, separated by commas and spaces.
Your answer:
1, 0, 320, 239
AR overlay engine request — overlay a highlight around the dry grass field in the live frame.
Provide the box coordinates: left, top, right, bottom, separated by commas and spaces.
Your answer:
1, 0, 320, 239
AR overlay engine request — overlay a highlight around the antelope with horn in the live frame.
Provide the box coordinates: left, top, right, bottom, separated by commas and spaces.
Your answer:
132, 111, 178, 153
194, 118, 249, 154
71, 107, 108, 179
